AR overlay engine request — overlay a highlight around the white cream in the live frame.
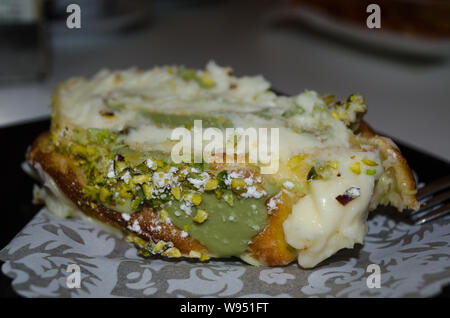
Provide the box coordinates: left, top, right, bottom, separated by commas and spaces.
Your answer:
283, 150, 383, 268
27, 162, 124, 238
54, 62, 352, 164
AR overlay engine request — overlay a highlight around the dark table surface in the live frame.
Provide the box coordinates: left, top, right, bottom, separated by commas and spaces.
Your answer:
0, 118, 449, 298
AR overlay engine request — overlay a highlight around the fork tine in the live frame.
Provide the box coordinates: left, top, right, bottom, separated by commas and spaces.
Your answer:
411, 202, 450, 225
413, 188, 450, 213
417, 175, 450, 200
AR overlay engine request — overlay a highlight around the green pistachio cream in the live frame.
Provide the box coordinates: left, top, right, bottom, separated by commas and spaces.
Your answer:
55, 127, 280, 257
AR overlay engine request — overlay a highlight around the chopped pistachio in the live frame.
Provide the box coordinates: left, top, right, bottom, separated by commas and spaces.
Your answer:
307, 167, 319, 180
145, 158, 157, 170
180, 69, 197, 81
331, 111, 341, 120
71, 144, 87, 156
189, 250, 201, 258
114, 161, 127, 176
183, 224, 191, 232
231, 178, 246, 193
349, 162, 361, 175
124, 234, 147, 248
193, 209, 209, 224
171, 186, 181, 200
162, 247, 181, 258
131, 197, 143, 211
366, 169, 377, 176
140, 249, 151, 257
188, 193, 202, 205
329, 160, 339, 170
119, 185, 132, 199
83, 184, 99, 199
217, 170, 229, 189
200, 73, 215, 88
132, 174, 150, 184
99, 187, 111, 202
362, 159, 378, 166
287, 154, 306, 169
159, 209, 169, 222
204, 178, 219, 191
157, 160, 165, 168
153, 241, 165, 253
223, 192, 234, 206
87, 128, 114, 145
200, 253, 210, 262
142, 183, 153, 200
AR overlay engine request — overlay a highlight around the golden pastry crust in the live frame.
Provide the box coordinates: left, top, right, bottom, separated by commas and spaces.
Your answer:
28, 132, 207, 256
248, 190, 297, 266
357, 121, 420, 211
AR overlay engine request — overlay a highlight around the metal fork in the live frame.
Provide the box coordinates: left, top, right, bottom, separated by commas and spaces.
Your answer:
407, 175, 450, 225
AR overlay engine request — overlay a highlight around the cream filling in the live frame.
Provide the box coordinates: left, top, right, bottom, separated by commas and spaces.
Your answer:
283, 150, 383, 268
26, 162, 124, 238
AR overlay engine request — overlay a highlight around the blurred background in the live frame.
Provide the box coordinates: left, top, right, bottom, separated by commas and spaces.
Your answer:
1, 0, 449, 160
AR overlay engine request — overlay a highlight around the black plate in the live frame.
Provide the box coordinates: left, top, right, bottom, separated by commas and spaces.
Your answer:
0, 118, 449, 298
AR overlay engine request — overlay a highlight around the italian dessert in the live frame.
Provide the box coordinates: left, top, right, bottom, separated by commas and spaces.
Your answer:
26, 62, 419, 268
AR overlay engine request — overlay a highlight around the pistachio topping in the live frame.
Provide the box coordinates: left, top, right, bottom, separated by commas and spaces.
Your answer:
362, 158, 378, 166
349, 162, 361, 175
193, 209, 209, 224
162, 247, 182, 258
51, 127, 283, 257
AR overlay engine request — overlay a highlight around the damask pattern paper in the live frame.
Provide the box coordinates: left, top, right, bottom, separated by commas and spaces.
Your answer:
1, 208, 449, 297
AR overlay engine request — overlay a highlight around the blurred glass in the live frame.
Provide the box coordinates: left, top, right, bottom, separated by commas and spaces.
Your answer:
0, 0, 49, 83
